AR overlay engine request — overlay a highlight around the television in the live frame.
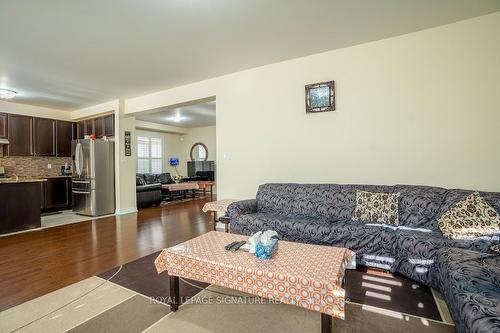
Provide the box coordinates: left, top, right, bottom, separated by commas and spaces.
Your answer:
169, 158, 179, 166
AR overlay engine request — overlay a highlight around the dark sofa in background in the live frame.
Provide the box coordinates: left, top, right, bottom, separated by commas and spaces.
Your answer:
228, 183, 500, 333
136, 173, 174, 208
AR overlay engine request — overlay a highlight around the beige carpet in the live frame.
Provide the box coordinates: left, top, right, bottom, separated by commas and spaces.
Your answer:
145, 285, 456, 333
0, 279, 456, 333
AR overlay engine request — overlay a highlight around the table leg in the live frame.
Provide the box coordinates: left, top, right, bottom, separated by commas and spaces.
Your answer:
213, 211, 217, 231
321, 313, 332, 333
169, 275, 180, 312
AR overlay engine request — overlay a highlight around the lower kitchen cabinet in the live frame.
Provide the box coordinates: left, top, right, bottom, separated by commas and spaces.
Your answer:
41, 177, 72, 212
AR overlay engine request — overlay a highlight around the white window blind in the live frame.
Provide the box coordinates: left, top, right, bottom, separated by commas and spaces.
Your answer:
137, 135, 163, 174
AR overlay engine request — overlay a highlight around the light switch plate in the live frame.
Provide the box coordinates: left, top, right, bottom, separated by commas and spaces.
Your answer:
47, 164, 52, 169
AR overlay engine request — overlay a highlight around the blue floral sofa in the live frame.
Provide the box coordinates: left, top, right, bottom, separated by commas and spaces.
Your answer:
227, 183, 500, 333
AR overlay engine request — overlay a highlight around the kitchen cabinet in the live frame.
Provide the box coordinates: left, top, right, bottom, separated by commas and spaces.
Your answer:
94, 117, 104, 137
104, 114, 114, 137
33, 117, 56, 156
77, 121, 85, 139
76, 115, 114, 138
0, 113, 7, 138
7, 114, 33, 156
5, 113, 77, 156
41, 177, 72, 211
84, 119, 95, 136
56, 121, 74, 157
0, 181, 42, 235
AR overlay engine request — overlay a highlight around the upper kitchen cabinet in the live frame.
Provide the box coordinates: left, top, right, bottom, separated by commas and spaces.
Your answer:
84, 119, 95, 137
33, 117, 56, 156
7, 114, 33, 156
0, 113, 7, 138
94, 117, 104, 137
56, 120, 74, 157
76, 115, 114, 139
104, 114, 114, 137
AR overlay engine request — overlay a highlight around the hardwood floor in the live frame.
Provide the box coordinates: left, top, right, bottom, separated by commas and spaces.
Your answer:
0, 198, 213, 312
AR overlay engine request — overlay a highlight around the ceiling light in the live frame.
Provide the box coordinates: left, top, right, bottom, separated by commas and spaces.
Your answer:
167, 115, 186, 123
0, 88, 18, 99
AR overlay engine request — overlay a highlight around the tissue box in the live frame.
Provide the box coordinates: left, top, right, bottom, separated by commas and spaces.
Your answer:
255, 239, 278, 259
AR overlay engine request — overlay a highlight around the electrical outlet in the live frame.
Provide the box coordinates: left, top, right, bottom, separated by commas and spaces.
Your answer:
47, 164, 52, 169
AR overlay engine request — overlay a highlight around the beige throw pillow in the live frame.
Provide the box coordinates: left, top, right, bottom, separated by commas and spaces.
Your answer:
352, 191, 400, 225
438, 192, 500, 240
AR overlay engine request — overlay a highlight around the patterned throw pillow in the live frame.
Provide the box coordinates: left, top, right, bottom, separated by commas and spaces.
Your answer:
437, 192, 500, 240
352, 191, 400, 225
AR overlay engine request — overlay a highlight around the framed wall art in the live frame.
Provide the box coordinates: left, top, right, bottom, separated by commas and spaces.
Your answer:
305, 80, 335, 113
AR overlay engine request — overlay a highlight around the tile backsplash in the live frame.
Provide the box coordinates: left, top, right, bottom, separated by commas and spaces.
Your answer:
0, 149, 71, 177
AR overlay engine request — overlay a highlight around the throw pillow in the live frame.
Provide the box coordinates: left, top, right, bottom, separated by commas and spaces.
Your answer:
352, 191, 400, 225
490, 244, 500, 254
437, 192, 500, 239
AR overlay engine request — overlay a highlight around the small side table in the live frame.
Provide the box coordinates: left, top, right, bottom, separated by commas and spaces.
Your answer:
202, 199, 238, 232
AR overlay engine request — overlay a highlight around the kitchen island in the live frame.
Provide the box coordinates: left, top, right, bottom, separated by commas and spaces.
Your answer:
0, 178, 45, 235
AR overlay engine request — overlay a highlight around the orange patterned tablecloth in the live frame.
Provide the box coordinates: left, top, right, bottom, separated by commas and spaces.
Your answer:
202, 199, 238, 213
155, 231, 355, 319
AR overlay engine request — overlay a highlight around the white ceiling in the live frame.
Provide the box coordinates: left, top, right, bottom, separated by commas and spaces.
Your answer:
137, 100, 216, 128
0, 0, 499, 110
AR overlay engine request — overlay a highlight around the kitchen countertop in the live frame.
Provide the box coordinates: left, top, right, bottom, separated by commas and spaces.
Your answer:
0, 175, 72, 184
0, 178, 47, 184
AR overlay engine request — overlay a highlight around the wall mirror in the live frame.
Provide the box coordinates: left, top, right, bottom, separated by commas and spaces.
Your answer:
190, 142, 208, 161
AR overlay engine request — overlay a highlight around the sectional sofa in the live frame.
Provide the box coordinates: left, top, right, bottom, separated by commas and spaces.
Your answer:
227, 183, 500, 333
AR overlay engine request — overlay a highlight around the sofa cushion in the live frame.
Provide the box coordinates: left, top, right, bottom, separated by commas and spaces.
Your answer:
136, 183, 162, 193
352, 190, 400, 225
394, 185, 447, 230
231, 212, 396, 271
136, 175, 146, 186
394, 228, 498, 286
144, 173, 158, 184
438, 192, 500, 240
435, 247, 500, 333
256, 183, 395, 221
156, 173, 173, 184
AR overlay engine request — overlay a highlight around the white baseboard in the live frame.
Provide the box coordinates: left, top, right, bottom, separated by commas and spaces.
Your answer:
115, 208, 138, 215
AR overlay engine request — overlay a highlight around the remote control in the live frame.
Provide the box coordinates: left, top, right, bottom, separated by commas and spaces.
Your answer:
225, 241, 239, 251
230, 241, 247, 252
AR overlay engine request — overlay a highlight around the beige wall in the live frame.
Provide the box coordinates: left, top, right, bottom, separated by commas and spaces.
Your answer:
124, 13, 500, 200
0, 100, 71, 120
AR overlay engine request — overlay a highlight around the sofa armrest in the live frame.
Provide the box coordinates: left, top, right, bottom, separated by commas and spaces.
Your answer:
227, 199, 257, 218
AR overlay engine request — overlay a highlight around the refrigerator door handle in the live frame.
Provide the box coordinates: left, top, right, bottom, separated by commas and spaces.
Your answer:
72, 180, 90, 184
72, 190, 91, 195
75, 142, 83, 176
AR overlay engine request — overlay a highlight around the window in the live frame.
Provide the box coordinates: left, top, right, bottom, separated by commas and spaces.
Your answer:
137, 135, 162, 174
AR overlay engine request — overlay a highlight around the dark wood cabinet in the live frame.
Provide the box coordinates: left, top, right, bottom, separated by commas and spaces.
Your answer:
56, 121, 74, 157
7, 114, 33, 156
41, 177, 72, 211
84, 119, 95, 136
0, 113, 7, 138
0, 182, 41, 235
94, 117, 105, 138
104, 114, 114, 137
33, 117, 56, 156
77, 121, 85, 139
75, 115, 114, 139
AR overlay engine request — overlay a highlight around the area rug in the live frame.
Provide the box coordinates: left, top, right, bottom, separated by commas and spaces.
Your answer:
0, 251, 456, 333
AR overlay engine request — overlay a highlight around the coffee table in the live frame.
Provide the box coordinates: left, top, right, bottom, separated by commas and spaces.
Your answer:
161, 182, 199, 200
155, 231, 356, 332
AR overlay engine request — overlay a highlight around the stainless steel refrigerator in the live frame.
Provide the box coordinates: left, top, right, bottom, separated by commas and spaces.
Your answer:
72, 139, 115, 216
